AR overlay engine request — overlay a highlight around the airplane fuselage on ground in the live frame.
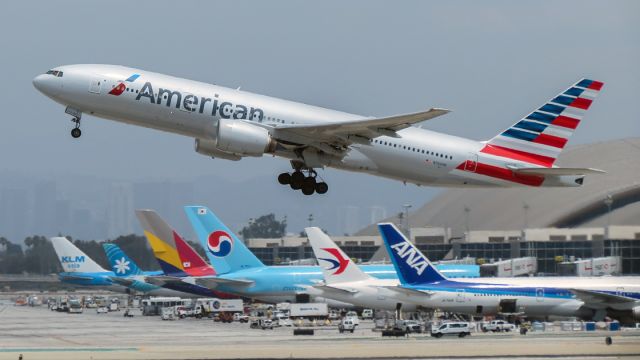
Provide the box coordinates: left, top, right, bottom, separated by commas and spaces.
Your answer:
33, 65, 602, 194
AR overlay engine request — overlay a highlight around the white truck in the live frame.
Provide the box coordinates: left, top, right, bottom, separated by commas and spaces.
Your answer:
289, 303, 328, 319
482, 320, 516, 332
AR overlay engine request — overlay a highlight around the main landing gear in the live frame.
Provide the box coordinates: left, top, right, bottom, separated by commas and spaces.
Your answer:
70, 117, 81, 138
277, 169, 328, 195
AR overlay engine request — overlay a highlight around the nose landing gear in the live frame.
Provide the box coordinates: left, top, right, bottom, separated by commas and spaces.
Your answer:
277, 169, 328, 195
70, 117, 82, 138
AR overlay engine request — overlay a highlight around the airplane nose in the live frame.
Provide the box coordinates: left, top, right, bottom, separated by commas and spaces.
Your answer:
33, 74, 61, 96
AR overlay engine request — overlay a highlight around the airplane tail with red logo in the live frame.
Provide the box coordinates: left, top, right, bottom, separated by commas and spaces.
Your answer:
305, 227, 372, 285
184, 206, 265, 275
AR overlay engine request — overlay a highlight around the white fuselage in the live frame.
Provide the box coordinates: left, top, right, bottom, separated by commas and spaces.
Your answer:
33, 64, 576, 188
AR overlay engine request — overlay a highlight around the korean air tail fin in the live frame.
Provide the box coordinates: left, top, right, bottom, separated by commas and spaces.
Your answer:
102, 243, 144, 277
305, 227, 372, 285
184, 205, 265, 274
377, 223, 446, 285
483, 79, 603, 167
50, 237, 107, 273
136, 209, 216, 277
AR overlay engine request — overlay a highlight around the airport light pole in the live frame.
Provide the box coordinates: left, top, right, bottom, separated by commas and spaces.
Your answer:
604, 194, 613, 240
402, 204, 412, 240
307, 214, 314, 228
522, 203, 529, 241
464, 206, 471, 242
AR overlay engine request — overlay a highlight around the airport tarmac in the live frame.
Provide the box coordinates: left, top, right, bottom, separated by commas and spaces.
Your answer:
1, 302, 640, 360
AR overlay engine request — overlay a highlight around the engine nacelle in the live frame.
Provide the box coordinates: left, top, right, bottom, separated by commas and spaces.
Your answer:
633, 306, 640, 320
194, 138, 241, 161
216, 118, 275, 157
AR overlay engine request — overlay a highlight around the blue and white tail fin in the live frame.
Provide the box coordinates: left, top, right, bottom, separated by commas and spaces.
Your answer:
305, 227, 372, 285
184, 205, 265, 275
102, 243, 144, 277
483, 79, 604, 167
377, 223, 446, 285
51, 237, 108, 273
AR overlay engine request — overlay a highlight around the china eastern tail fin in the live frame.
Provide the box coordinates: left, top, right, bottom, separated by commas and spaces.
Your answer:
102, 243, 144, 277
136, 209, 216, 277
184, 205, 265, 274
50, 237, 107, 273
483, 79, 603, 167
305, 227, 372, 285
377, 223, 446, 285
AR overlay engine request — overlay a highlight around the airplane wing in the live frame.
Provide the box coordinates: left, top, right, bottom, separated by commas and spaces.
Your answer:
313, 284, 359, 295
194, 277, 254, 289
570, 288, 637, 306
269, 108, 450, 154
61, 274, 101, 281
381, 286, 434, 297
507, 166, 606, 176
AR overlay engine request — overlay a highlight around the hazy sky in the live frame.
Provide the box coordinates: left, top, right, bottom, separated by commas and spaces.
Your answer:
0, 1, 638, 237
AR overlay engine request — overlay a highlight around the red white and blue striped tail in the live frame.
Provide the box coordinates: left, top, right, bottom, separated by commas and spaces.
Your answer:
482, 79, 603, 167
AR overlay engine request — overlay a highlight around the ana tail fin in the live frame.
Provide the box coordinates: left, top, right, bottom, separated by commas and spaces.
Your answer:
102, 243, 144, 277
305, 227, 372, 284
50, 237, 107, 273
377, 223, 446, 285
184, 205, 265, 274
483, 79, 603, 167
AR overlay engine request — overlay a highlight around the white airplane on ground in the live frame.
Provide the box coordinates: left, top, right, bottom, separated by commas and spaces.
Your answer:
34, 65, 604, 195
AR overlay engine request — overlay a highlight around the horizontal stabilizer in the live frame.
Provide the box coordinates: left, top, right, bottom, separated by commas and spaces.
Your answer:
314, 284, 359, 295
195, 276, 254, 289
109, 277, 136, 287
570, 288, 636, 306
508, 166, 606, 176
145, 275, 184, 287
382, 286, 433, 297
61, 274, 101, 282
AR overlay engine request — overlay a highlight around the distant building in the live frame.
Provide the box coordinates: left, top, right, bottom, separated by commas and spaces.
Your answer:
107, 182, 134, 238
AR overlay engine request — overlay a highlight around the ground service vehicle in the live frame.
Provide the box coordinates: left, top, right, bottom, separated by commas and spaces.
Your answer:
431, 322, 472, 338
482, 320, 516, 332
396, 320, 422, 333
361, 309, 374, 319
339, 318, 358, 333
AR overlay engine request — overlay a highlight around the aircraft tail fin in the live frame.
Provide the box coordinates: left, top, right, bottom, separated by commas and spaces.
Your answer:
377, 223, 446, 285
305, 227, 372, 284
102, 243, 144, 277
50, 237, 107, 273
136, 209, 216, 277
184, 205, 265, 274
483, 79, 603, 167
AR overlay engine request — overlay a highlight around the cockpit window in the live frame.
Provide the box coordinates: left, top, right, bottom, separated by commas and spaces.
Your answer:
45, 70, 63, 77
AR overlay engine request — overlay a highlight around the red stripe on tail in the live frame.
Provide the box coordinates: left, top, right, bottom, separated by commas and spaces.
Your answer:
551, 115, 580, 129
480, 145, 555, 167
532, 134, 568, 149
456, 162, 544, 186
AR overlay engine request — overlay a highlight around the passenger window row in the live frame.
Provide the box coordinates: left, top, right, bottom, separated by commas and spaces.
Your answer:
372, 139, 453, 160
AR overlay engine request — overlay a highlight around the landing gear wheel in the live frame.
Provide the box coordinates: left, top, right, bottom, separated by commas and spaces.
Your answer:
71, 128, 82, 138
301, 177, 316, 195
290, 171, 304, 190
277, 173, 291, 185
315, 182, 328, 194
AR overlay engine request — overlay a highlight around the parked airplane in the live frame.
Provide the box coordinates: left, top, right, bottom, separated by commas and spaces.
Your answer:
304, 227, 419, 311
379, 223, 640, 323
33, 65, 604, 195
101, 242, 199, 297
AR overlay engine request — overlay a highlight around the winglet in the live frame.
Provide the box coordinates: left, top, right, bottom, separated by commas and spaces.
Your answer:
377, 223, 446, 285
305, 227, 372, 284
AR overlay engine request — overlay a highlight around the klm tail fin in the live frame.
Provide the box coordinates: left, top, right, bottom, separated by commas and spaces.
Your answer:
51, 237, 108, 273
483, 79, 604, 167
136, 209, 215, 277
377, 223, 446, 285
184, 205, 265, 274
305, 227, 372, 285
102, 243, 144, 277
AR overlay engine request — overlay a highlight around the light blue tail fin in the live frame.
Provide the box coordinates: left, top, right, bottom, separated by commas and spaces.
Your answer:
377, 223, 446, 285
102, 243, 144, 277
184, 205, 265, 274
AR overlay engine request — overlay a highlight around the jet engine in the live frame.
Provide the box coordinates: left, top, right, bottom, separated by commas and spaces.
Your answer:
194, 138, 241, 161
215, 118, 276, 157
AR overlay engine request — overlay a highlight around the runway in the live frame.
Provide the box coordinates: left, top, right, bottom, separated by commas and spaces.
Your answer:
1, 304, 639, 360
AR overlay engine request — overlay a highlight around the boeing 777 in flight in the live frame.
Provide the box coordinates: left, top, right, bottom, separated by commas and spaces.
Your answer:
33, 65, 604, 194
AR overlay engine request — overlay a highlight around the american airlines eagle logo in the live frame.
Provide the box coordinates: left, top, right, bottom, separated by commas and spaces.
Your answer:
318, 248, 349, 275
108, 74, 140, 96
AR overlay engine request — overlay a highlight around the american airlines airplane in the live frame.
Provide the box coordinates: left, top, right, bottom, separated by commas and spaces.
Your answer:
33, 65, 604, 195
